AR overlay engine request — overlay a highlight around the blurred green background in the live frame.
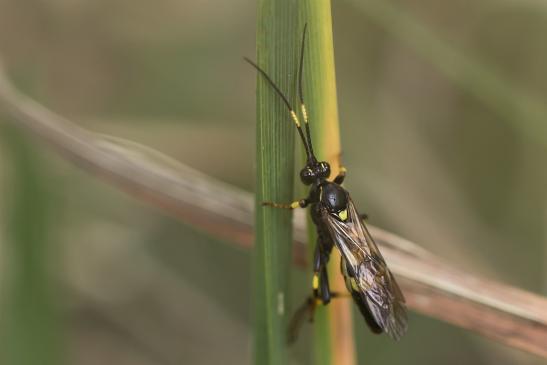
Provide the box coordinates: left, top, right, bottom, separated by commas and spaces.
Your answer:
0, 0, 546, 364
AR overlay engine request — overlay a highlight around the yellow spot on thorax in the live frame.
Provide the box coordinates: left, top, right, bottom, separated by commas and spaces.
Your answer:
338, 209, 348, 221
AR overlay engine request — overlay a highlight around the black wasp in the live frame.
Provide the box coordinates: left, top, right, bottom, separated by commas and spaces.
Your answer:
245, 25, 407, 342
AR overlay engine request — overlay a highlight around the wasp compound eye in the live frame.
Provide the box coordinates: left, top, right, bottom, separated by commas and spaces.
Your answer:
318, 161, 331, 178
300, 167, 315, 185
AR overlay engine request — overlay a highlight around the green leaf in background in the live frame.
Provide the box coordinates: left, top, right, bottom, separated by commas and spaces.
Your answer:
0, 125, 62, 365
349, 0, 547, 148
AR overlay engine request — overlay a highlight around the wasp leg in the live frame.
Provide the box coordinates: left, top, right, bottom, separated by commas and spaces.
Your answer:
288, 240, 334, 344
287, 290, 351, 344
312, 262, 332, 304
311, 242, 327, 300
332, 151, 347, 184
319, 266, 331, 304
288, 296, 318, 344
262, 198, 309, 209
331, 291, 351, 299
360, 213, 369, 221
333, 166, 347, 185
313, 237, 334, 304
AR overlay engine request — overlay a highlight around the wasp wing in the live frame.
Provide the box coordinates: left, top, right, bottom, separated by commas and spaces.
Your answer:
321, 198, 407, 340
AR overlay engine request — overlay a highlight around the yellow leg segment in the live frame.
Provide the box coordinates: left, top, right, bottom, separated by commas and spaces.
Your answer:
312, 273, 319, 291
262, 199, 307, 209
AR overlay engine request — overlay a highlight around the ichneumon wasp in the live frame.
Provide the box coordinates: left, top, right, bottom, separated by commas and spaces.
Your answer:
245, 24, 408, 342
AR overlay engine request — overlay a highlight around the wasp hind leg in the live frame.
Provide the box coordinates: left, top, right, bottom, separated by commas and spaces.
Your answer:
311, 242, 332, 305
287, 272, 350, 344
287, 284, 325, 343
288, 245, 326, 344
288, 242, 350, 344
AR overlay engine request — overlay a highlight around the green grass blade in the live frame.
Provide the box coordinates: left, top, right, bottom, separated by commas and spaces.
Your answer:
0, 126, 62, 365
299, 3, 356, 365
253, 2, 300, 364
253, 1, 354, 364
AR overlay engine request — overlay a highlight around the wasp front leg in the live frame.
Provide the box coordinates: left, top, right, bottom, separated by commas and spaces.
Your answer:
333, 166, 347, 184
333, 152, 347, 184
262, 198, 309, 209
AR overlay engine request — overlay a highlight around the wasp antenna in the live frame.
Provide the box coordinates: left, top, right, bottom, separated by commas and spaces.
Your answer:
297, 24, 316, 160
298, 24, 308, 107
244, 56, 313, 159
244, 57, 293, 112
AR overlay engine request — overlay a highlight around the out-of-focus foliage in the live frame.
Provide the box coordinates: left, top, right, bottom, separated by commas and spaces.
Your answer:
0, 0, 546, 364
0, 126, 62, 365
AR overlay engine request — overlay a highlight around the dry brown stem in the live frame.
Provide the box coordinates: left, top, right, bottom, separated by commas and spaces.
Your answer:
0, 63, 546, 358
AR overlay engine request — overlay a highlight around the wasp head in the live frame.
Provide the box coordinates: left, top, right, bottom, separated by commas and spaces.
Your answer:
300, 161, 331, 185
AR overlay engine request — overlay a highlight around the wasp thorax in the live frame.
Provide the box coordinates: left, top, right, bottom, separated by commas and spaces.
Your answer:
321, 182, 348, 213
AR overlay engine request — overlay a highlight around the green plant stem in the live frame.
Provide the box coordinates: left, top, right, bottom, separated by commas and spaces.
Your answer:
300, 2, 356, 365
253, 2, 299, 364
253, 1, 354, 364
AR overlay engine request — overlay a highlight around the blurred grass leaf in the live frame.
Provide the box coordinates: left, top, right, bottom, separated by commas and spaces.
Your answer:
350, 0, 547, 147
0, 125, 62, 365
